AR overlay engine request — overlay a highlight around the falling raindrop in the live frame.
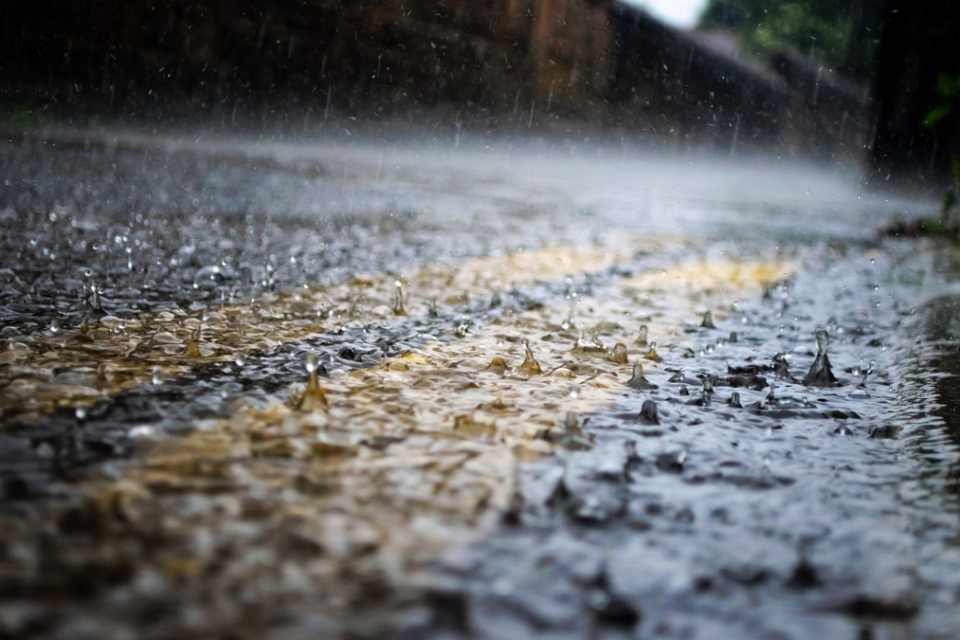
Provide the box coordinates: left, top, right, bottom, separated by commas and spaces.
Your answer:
562, 301, 576, 331
234, 351, 246, 367
151, 367, 163, 385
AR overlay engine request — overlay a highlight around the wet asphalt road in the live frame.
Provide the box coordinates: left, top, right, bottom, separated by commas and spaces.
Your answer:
1, 126, 960, 640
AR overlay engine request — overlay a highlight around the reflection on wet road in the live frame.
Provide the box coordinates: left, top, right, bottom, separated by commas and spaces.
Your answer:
0, 130, 958, 640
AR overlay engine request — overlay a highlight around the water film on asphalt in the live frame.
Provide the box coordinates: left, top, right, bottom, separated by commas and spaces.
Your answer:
1, 132, 959, 640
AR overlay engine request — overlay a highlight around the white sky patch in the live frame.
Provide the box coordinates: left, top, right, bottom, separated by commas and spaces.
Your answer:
619, 0, 710, 28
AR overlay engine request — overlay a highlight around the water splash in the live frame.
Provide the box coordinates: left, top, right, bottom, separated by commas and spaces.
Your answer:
803, 329, 839, 387
701, 309, 717, 329
393, 280, 408, 316
639, 399, 660, 424
643, 341, 663, 363
610, 343, 628, 365
635, 323, 649, 346
184, 325, 202, 358
575, 330, 605, 352
626, 362, 657, 390
519, 342, 543, 376
485, 356, 509, 375
292, 352, 328, 412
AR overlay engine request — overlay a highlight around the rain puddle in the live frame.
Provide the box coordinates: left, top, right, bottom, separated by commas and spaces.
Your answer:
1, 134, 959, 640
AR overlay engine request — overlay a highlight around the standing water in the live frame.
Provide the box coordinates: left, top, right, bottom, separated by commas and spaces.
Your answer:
0, 131, 957, 640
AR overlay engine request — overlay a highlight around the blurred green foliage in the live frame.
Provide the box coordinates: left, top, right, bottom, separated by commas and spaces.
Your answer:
923, 72, 960, 224
698, 0, 881, 79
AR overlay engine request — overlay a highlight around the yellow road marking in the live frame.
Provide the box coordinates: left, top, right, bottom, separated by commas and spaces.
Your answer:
0, 243, 796, 633
0, 246, 630, 424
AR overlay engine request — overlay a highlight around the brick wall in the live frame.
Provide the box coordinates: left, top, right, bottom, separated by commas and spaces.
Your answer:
0, 0, 869, 157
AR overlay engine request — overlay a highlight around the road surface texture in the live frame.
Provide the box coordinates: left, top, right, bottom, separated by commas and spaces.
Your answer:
1, 127, 959, 640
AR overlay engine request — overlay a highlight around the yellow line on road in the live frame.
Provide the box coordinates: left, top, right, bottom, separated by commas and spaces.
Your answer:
0, 245, 795, 635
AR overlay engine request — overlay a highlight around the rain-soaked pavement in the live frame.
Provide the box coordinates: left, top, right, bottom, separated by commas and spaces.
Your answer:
1, 127, 960, 640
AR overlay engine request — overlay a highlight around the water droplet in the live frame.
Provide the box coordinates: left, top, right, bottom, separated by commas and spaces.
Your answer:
305, 352, 319, 373
562, 301, 577, 331
128, 425, 156, 440
49, 318, 60, 334
815, 329, 830, 354
234, 351, 246, 367
152, 367, 163, 385
393, 280, 407, 316
295, 352, 328, 412
75, 406, 88, 422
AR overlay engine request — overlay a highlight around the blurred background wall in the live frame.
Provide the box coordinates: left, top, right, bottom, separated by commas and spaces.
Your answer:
1, 0, 957, 185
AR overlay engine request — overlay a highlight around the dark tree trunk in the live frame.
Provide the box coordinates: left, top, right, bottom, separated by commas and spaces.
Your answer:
869, 0, 960, 191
